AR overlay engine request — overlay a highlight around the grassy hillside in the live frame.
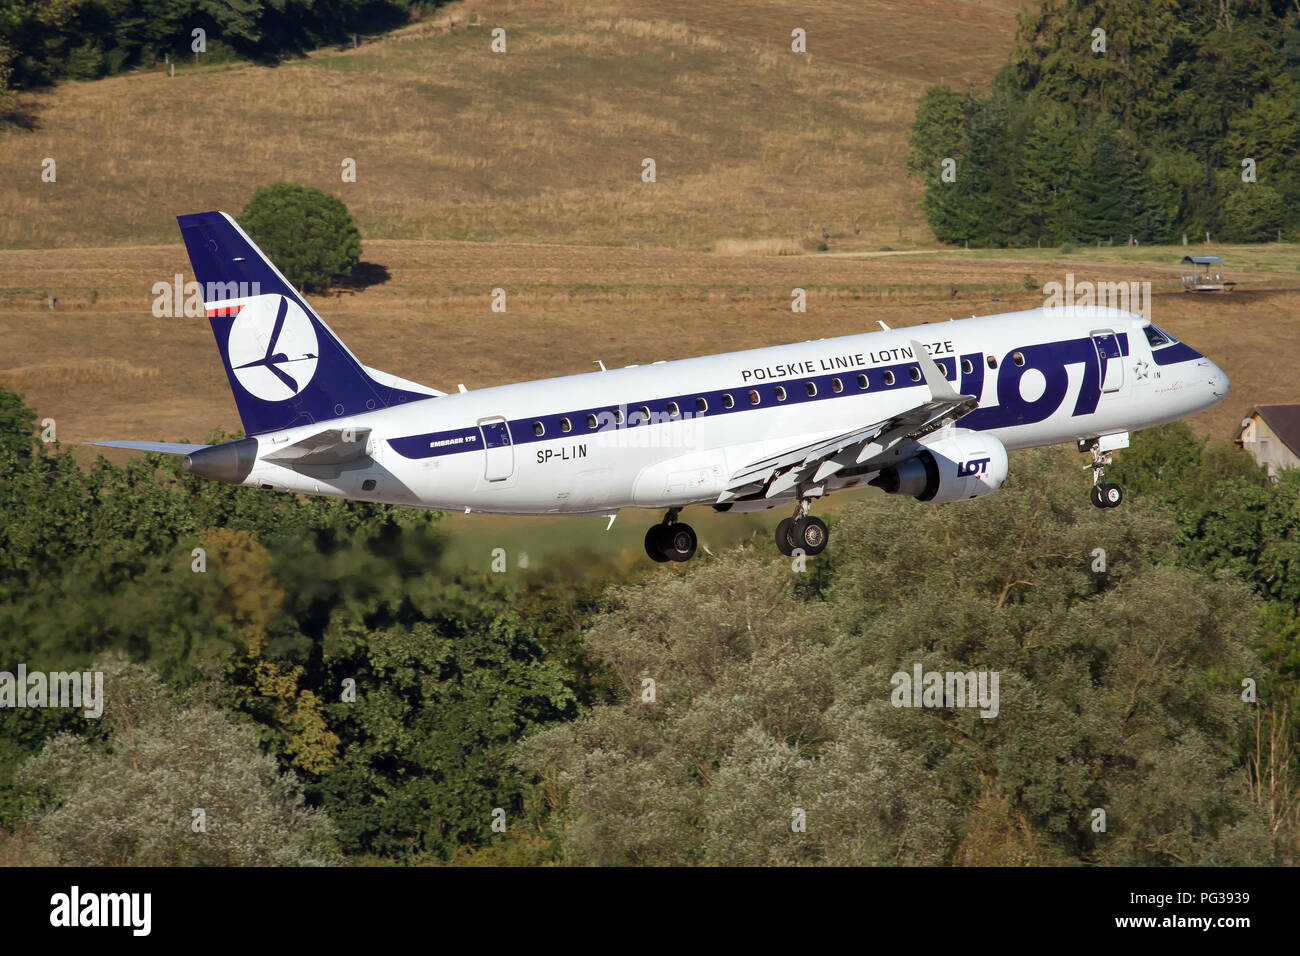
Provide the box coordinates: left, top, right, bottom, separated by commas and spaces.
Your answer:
0, 0, 1022, 251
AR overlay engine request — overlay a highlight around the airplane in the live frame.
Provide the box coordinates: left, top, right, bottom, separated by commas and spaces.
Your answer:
92, 212, 1229, 562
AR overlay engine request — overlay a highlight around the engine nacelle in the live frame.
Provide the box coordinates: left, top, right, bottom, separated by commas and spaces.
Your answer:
869, 429, 1008, 503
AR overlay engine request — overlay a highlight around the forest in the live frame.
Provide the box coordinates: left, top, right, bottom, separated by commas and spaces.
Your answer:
906, 0, 1300, 246
2, 383, 1297, 865
0, 0, 433, 96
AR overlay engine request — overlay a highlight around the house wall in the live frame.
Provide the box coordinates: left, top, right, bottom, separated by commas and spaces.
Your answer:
1240, 416, 1300, 478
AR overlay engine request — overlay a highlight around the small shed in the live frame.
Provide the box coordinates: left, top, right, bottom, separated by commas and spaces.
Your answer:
1237, 405, 1300, 478
1180, 255, 1226, 291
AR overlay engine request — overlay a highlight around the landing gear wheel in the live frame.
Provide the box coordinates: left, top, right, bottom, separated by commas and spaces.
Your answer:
645, 524, 670, 562
663, 523, 697, 562
775, 518, 796, 556
794, 516, 829, 555
1102, 483, 1123, 508
1081, 438, 1122, 511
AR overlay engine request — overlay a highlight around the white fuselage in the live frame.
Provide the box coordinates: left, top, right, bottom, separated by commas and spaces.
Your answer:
235, 306, 1228, 515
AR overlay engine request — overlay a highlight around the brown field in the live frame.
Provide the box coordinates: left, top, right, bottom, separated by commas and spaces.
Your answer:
0, 0, 1022, 251
2, 240, 1295, 447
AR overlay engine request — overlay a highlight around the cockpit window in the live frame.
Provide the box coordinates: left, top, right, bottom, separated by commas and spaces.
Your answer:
1143, 324, 1175, 348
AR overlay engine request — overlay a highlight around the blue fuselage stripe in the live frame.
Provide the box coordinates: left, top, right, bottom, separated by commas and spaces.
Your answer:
388, 332, 1199, 461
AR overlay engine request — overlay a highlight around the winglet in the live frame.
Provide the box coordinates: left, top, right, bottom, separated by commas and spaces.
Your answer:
909, 339, 963, 402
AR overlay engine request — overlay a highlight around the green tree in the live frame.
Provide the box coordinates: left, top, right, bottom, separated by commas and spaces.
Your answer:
315, 616, 578, 860
913, 0, 1297, 246
1179, 471, 1300, 604
1107, 421, 1265, 513
518, 448, 1275, 865
1014, 98, 1081, 244
18, 656, 338, 865
1220, 183, 1289, 242
241, 182, 362, 291
0, 386, 38, 468
0, 0, 417, 89
906, 85, 969, 244
0, 37, 16, 112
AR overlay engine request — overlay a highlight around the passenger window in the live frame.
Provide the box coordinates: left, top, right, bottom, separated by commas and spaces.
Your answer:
586, 414, 598, 429
961, 359, 973, 374
613, 408, 625, 424
986, 355, 997, 369
560, 417, 571, 433
696, 397, 708, 412
831, 378, 843, 393
909, 366, 921, 381
532, 421, 544, 437
1012, 352, 1025, 367
748, 389, 761, 405
883, 371, 895, 386
666, 401, 679, 417
857, 373, 868, 389
805, 381, 817, 397
774, 385, 787, 401
722, 393, 734, 408
637, 405, 650, 423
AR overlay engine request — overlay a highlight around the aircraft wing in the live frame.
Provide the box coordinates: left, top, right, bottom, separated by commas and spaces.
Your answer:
718, 339, 978, 502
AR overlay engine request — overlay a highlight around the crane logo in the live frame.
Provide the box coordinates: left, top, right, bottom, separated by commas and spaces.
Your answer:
226, 295, 319, 401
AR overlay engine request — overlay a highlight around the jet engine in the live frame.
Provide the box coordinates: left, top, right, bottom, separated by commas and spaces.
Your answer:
869, 429, 1008, 503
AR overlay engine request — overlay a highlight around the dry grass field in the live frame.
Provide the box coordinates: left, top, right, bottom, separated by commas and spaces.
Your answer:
2, 240, 1295, 446
0, 0, 1022, 251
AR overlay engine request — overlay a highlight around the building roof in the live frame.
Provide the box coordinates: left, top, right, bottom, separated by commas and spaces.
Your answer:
1244, 404, 1300, 454
1181, 255, 1223, 265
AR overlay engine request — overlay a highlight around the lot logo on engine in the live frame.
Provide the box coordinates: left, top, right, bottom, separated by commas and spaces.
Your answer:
957, 456, 992, 477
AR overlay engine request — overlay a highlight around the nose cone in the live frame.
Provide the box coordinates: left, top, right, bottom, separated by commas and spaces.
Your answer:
1209, 361, 1229, 400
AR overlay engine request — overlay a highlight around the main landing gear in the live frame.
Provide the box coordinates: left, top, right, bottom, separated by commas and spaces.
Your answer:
775, 499, 829, 557
645, 509, 697, 562
1080, 438, 1123, 509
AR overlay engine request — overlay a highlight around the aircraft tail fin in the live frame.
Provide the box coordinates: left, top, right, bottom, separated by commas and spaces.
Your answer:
176, 211, 436, 436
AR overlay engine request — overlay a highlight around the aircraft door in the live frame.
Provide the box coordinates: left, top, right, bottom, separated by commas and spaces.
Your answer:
1091, 330, 1124, 394
478, 417, 515, 481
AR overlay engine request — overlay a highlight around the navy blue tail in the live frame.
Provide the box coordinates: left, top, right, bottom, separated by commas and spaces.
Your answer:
177, 211, 433, 436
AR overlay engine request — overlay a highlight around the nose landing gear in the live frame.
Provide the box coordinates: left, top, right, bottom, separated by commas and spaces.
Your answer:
1080, 438, 1123, 509
775, 499, 829, 556
645, 509, 698, 562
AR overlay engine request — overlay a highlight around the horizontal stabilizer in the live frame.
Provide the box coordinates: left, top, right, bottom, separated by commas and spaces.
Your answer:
86, 440, 211, 455
261, 427, 372, 466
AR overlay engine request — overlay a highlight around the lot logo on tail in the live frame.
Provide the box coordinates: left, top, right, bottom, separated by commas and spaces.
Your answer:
226, 295, 319, 401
